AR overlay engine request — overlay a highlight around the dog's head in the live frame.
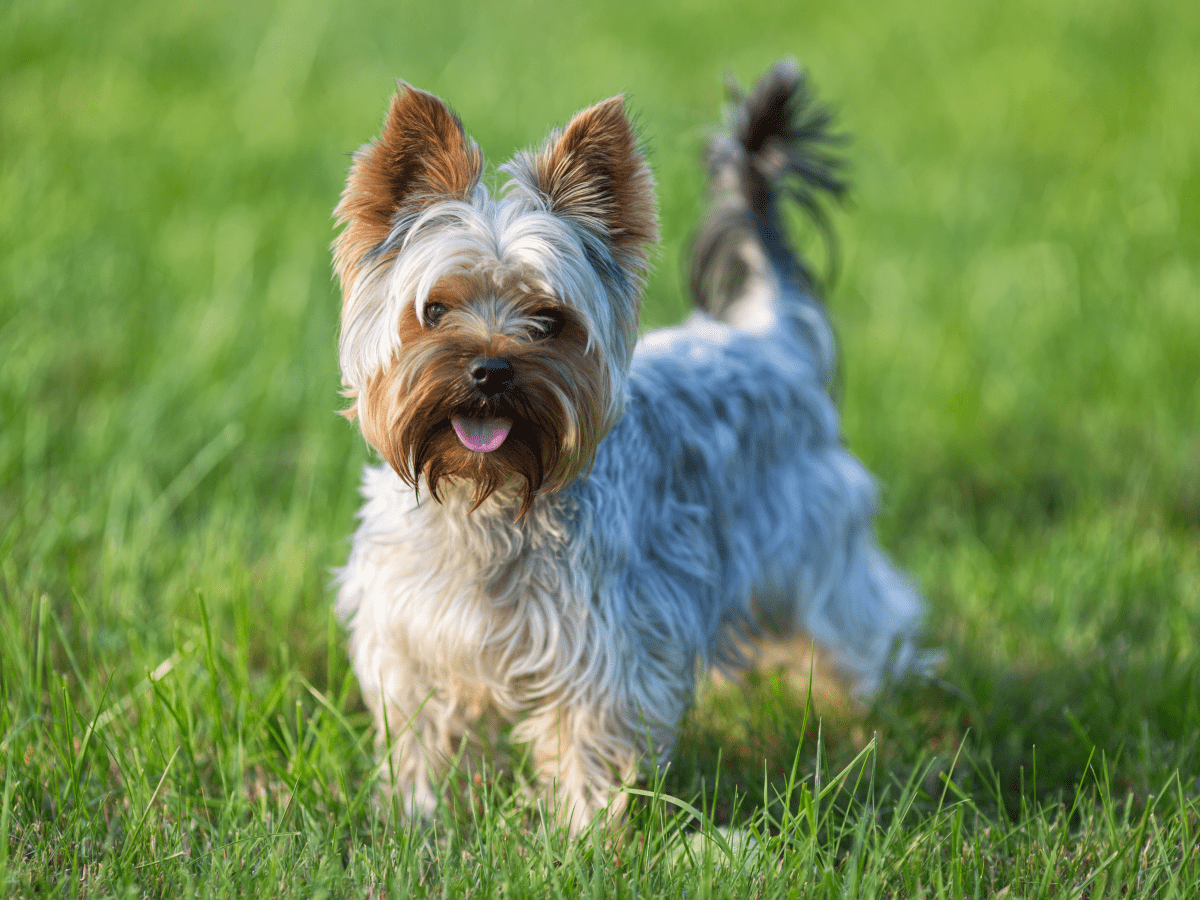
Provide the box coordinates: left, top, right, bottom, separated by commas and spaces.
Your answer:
333, 84, 657, 515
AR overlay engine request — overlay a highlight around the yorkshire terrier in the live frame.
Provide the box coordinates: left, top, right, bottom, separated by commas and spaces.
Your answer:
333, 59, 925, 833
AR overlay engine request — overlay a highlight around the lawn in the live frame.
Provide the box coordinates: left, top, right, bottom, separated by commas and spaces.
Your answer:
2, 0, 1199, 895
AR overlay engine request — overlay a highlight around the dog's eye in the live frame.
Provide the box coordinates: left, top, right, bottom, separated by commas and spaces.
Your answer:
528, 308, 565, 339
423, 302, 448, 328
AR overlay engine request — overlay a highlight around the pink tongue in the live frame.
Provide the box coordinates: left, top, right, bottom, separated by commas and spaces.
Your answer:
451, 416, 513, 453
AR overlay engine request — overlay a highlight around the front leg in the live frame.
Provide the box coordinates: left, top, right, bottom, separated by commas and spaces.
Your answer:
362, 652, 493, 820
516, 680, 687, 835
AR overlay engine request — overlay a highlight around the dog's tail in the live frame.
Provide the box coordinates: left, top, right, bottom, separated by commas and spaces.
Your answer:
690, 58, 847, 382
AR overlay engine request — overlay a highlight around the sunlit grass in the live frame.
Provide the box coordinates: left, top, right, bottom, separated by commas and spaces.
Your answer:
2, 0, 1198, 895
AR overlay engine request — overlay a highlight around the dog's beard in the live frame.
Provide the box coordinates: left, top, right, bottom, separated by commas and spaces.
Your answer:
358, 317, 613, 518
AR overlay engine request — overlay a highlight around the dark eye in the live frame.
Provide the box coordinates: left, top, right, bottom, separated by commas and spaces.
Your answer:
423, 302, 448, 328
529, 308, 565, 339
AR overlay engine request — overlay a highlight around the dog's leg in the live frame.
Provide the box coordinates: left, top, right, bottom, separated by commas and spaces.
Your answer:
516, 703, 641, 835
749, 445, 924, 694
517, 665, 690, 835
364, 655, 494, 821
363, 659, 442, 820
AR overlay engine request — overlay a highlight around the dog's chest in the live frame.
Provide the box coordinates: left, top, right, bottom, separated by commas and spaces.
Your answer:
354, 474, 588, 691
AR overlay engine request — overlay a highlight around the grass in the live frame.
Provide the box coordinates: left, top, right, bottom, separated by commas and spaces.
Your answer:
2, 0, 1199, 895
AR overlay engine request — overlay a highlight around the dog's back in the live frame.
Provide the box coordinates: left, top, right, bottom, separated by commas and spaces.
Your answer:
603, 59, 925, 694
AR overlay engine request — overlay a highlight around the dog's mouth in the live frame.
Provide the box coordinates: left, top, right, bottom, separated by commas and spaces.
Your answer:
451, 416, 513, 453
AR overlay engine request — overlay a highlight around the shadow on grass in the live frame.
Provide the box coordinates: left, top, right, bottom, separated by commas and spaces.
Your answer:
654, 635, 1200, 831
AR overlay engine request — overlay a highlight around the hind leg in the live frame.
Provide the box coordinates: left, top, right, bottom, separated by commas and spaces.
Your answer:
753, 447, 924, 695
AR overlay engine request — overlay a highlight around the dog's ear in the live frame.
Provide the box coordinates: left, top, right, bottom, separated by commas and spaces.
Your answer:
504, 97, 659, 279
334, 83, 483, 288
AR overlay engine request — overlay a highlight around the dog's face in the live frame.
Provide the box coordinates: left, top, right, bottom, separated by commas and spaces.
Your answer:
333, 85, 657, 514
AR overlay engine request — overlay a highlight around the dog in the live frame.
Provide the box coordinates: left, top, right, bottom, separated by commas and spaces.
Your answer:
332, 59, 925, 833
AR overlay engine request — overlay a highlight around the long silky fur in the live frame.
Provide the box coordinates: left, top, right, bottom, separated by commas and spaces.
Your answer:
335, 61, 928, 834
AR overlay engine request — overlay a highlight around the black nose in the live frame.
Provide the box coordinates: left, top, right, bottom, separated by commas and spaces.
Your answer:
468, 356, 513, 397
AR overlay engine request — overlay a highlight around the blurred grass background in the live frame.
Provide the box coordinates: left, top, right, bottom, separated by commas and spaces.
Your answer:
2, 0, 1199, 894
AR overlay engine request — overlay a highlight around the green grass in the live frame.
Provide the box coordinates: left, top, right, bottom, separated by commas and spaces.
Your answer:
3, 0, 1199, 895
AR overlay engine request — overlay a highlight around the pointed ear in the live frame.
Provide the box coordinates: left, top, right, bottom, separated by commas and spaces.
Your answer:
334, 83, 483, 286
505, 96, 658, 275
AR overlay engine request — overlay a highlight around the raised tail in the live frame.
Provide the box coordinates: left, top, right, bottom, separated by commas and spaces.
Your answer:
690, 58, 848, 382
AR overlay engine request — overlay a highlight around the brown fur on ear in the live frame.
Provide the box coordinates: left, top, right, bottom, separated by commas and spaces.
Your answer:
333, 83, 483, 289
515, 97, 658, 269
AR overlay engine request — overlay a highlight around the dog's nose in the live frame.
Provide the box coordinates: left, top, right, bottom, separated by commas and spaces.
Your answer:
468, 356, 513, 397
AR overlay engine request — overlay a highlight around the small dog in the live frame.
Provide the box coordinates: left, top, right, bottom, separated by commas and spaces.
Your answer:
333, 60, 925, 832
